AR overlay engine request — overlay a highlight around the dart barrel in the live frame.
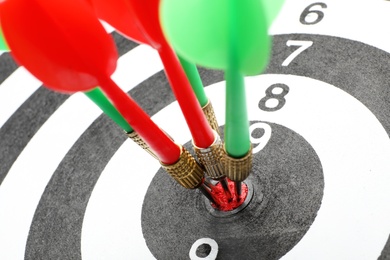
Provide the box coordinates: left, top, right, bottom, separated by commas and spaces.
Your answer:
126, 131, 158, 160
201, 100, 220, 135
224, 145, 253, 182
160, 146, 204, 189
193, 130, 225, 180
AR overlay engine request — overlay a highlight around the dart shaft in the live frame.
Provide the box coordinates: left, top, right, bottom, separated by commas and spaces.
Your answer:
99, 76, 181, 164
84, 87, 132, 133
158, 44, 214, 149
224, 68, 250, 158
178, 55, 208, 106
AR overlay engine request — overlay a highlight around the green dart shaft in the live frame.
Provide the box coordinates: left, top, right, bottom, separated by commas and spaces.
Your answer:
178, 55, 208, 107
0, 27, 9, 51
224, 67, 250, 157
84, 88, 133, 133
224, 0, 250, 158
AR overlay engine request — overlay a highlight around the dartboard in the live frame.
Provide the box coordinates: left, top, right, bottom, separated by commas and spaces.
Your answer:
1, 0, 390, 259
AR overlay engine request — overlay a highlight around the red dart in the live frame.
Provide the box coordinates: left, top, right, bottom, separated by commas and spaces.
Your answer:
0, 0, 181, 164
88, 0, 215, 149
84, 0, 149, 45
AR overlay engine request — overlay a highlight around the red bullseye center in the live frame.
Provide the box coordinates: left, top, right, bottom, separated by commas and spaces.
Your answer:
210, 179, 248, 212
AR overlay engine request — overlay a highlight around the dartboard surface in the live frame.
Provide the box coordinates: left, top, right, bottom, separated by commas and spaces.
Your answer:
1, 0, 390, 259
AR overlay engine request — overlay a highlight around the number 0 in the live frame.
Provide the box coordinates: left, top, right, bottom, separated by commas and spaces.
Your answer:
189, 238, 219, 260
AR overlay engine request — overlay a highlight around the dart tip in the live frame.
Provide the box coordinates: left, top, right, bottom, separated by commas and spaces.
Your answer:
235, 181, 242, 198
219, 177, 233, 201
198, 182, 220, 207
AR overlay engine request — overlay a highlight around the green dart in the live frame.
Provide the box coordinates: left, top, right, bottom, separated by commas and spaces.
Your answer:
160, 0, 284, 195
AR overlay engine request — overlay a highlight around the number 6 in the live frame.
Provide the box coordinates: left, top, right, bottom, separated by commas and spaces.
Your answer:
300, 2, 327, 25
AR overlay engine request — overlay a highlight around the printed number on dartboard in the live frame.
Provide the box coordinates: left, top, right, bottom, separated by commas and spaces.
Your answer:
258, 83, 289, 111
300, 2, 327, 25
252, 2, 327, 154
250, 83, 290, 154
281, 2, 327, 66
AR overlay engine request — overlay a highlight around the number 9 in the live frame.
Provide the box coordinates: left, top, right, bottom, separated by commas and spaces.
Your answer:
249, 122, 272, 154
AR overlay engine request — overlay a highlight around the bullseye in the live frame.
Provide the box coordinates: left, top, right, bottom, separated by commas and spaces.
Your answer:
206, 179, 254, 217
209, 179, 250, 212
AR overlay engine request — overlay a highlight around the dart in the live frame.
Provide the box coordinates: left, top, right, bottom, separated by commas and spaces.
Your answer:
0, 19, 156, 160
161, 0, 283, 197
0, 0, 179, 162
0, 0, 216, 204
85, 0, 229, 198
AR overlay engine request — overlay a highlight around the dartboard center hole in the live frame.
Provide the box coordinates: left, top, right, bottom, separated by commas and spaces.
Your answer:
205, 179, 255, 217
195, 243, 212, 257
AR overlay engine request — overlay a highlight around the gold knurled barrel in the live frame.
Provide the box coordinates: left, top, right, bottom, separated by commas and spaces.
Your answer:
193, 130, 225, 180
126, 131, 158, 160
202, 100, 220, 135
160, 146, 204, 189
224, 145, 253, 182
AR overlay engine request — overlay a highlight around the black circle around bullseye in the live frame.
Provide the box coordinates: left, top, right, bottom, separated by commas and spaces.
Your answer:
141, 122, 324, 259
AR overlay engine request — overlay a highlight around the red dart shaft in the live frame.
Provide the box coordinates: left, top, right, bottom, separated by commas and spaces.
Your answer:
99, 76, 181, 164
158, 44, 214, 149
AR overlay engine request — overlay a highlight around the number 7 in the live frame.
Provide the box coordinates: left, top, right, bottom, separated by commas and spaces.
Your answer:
282, 40, 313, 66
